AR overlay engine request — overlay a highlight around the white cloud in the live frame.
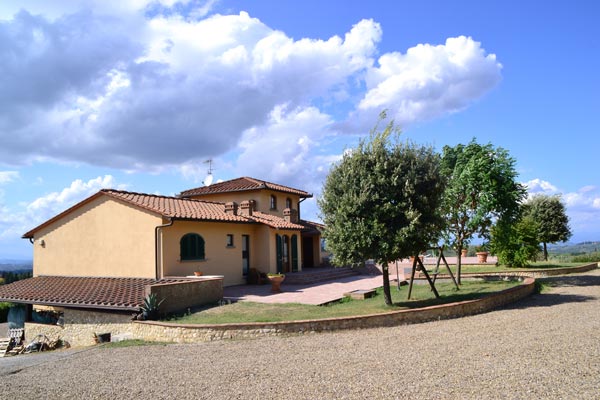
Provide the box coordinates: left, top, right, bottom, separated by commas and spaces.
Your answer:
0, 175, 123, 242
524, 178, 559, 196
0, 5, 500, 174
234, 105, 334, 196
349, 36, 502, 130
0, 171, 19, 184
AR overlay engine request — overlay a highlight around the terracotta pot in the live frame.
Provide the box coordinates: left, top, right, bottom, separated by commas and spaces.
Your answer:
476, 252, 488, 263
194, 271, 203, 276
268, 275, 285, 293
461, 249, 468, 257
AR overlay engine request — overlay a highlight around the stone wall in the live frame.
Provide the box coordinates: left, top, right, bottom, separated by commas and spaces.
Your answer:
132, 277, 536, 343
25, 308, 132, 347
147, 278, 223, 313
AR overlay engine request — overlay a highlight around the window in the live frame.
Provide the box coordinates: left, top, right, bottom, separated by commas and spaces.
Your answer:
180, 233, 205, 260
226, 234, 234, 247
270, 195, 277, 210
285, 197, 292, 209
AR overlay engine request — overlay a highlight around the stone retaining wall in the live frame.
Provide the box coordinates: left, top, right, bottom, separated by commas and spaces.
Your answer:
132, 276, 536, 343
26, 308, 132, 347
422, 262, 599, 279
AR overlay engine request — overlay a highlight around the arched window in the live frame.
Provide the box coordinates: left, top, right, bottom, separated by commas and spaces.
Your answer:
270, 195, 277, 210
285, 197, 292, 209
180, 233, 205, 260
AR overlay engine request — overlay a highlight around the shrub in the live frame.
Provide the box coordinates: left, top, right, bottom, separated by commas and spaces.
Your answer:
0, 302, 12, 323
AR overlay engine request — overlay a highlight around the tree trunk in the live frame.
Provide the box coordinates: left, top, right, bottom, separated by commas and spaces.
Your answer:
543, 242, 548, 261
456, 246, 463, 285
382, 261, 392, 305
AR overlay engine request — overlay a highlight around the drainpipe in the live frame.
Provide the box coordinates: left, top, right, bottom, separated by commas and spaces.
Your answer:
29, 238, 34, 244
155, 217, 174, 280
298, 196, 309, 221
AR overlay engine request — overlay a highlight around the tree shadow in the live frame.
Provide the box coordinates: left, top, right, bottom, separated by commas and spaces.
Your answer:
538, 274, 600, 288
502, 273, 599, 310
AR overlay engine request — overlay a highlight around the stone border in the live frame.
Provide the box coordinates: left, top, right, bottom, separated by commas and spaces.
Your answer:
132, 275, 538, 343
424, 262, 599, 279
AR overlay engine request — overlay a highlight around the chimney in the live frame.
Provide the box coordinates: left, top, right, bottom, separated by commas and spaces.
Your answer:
224, 202, 238, 215
283, 208, 298, 223
240, 200, 255, 216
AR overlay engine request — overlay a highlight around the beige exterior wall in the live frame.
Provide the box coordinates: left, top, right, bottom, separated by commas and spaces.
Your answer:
160, 220, 302, 284
32, 196, 161, 278
161, 221, 260, 286
186, 190, 301, 218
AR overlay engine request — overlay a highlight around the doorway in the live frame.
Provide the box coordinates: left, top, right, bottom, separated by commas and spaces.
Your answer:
242, 235, 250, 276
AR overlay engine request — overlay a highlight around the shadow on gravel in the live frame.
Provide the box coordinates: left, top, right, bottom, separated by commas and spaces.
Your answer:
503, 273, 599, 311
504, 292, 597, 310
538, 274, 600, 288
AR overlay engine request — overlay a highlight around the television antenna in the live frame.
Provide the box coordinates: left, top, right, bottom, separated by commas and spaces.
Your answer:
203, 159, 214, 186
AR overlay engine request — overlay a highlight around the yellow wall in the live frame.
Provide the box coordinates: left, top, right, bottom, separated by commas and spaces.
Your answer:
160, 221, 303, 285
32, 196, 161, 278
186, 190, 301, 217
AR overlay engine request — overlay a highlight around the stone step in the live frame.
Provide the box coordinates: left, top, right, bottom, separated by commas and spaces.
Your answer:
284, 267, 361, 285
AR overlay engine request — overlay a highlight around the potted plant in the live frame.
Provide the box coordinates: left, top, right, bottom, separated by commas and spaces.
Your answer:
267, 273, 285, 293
139, 293, 165, 320
193, 270, 203, 276
475, 244, 489, 263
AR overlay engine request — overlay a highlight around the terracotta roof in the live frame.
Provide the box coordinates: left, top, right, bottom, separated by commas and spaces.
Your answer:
0, 276, 191, 311
23, 189, 305, 238
299, 219, 325, 232
179, 177, 312, 198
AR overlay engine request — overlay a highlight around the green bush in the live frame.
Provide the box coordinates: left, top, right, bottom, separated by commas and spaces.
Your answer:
0, 302, 12, 323
571, 252, 600, 263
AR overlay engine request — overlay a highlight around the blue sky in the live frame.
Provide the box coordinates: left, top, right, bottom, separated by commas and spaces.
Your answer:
0, 0, 598, 259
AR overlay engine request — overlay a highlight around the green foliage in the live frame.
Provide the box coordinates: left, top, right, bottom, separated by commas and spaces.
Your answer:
491, 215, 541, 267
571, 252, 600, 263
0, 302, 13, 323
440, 139, 526, 281
523, 194, 571, 260
140, 293, 165, 320
0, 270, 33, 284
318, 116, 444, 304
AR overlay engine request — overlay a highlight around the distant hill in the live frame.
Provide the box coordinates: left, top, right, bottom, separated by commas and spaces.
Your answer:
0, 260, 33, 272
547, 241, 600, 255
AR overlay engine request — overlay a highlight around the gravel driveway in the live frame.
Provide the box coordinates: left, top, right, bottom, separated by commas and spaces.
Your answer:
1, 268, 598, 399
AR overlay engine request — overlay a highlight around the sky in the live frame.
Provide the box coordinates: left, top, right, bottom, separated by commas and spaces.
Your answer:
0, 0, 598, 260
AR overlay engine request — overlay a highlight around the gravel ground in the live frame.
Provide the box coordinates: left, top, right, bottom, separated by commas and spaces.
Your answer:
1, 269, 598, 400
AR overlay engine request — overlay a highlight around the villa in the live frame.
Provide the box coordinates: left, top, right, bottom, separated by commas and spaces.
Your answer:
0, 177, 323, 345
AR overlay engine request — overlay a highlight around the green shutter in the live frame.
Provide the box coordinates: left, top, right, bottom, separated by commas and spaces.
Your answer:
276, 234, 283, 273
291, 234, 298, 272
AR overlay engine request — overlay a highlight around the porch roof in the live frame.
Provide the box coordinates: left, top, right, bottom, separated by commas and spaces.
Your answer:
0, 276, 192, 311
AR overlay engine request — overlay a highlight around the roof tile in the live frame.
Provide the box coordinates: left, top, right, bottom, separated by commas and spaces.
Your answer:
0, 276, 192, 311
179, 177, 312, 198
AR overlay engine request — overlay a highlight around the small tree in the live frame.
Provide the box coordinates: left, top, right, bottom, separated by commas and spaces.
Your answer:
523, 194, 571, 261
440, 139, 526, 283
319, 120, 444, 305
491, 215, 540, 267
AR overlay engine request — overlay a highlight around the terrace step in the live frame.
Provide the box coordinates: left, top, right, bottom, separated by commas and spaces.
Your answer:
283, 267, 361, 285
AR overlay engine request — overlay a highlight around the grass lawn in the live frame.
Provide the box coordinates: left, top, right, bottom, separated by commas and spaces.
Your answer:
167, 279, 521, 325
427, 262, 583, 275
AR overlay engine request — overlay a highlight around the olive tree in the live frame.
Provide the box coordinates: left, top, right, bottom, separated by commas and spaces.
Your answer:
319, 121, 444, 305
523, 194, 571, 261
440, 139, 526, 283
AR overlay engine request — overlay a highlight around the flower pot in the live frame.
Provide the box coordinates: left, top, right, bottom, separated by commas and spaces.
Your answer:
476, 252, 488, 263
461, 249, 468, 257
267, 275, 285, 293
194, 271, 203, 276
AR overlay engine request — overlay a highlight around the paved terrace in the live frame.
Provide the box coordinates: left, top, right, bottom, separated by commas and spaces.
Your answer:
223, 256, 496, 305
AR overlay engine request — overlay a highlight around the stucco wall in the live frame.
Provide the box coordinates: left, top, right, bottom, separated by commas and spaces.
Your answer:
186, 190, 300, 217
32, 196, 161, 278
161, 221, 259, 286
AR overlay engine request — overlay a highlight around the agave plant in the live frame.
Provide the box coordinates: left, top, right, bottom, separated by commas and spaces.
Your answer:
139, 293, 165, 320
